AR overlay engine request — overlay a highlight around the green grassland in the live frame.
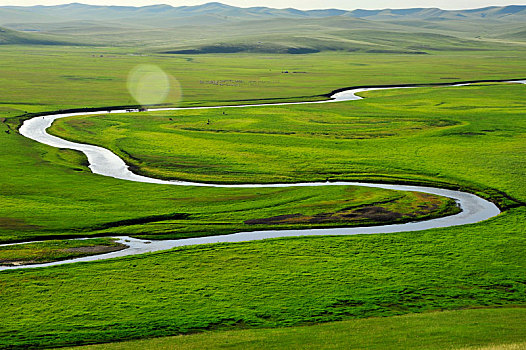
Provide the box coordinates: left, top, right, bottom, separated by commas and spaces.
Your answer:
1, 210, 526, 348
0, 238, 125, 266
0, 132, 452, 242
0, 101, 457, 243
50, 83, 526, 208
0, 80, 525, 348
65, 308, 526, 350
2, 4, 525, 53
1, 46, 525, 120
0, 37, 524, 349
0, 26, 79, 46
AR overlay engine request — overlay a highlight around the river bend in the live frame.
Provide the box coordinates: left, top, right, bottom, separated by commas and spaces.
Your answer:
5, 80, 524, 271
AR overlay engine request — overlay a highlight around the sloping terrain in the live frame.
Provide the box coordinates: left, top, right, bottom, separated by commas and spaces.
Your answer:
0, 26, 80, 45
1, 3, 525, 24
0, 3, 524, 52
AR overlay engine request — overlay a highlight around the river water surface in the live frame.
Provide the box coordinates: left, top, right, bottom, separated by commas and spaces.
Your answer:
6, 80, 523, 271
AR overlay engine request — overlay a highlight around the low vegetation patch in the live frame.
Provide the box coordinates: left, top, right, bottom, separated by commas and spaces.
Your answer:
64, 308, 526, 350
244, 192, 458, 225
0, 45, 524, 348
50, 83, 525, 210
0, 238, 126, 266
1, 208, 526, 348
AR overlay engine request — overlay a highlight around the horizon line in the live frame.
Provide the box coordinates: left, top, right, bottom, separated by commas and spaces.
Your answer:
1, 1, 525, 12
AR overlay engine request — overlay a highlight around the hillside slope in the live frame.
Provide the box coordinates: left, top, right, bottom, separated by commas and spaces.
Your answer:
0, 26, 80, 45
0, 3, 524, 52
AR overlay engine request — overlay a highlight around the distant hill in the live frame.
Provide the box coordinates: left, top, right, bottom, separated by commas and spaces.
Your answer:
0, 3, 524, 52
0, 26, 80, 45
0, 3, 524, 26
0, 2, 347, 25
345, 5, 526, 21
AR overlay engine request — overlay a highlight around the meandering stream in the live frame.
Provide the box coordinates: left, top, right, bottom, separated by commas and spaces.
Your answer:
4, 80, 524, 271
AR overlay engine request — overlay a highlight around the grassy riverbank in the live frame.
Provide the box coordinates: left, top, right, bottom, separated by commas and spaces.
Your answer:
50, 82, 526, 209
0, 44, 525, 348
0, 135, 456, 242
2, 209, 526, 348
1, 47, 525, 118
0, 238, 126, 266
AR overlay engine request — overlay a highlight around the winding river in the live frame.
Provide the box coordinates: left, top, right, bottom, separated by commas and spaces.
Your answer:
3, 80, 524, 271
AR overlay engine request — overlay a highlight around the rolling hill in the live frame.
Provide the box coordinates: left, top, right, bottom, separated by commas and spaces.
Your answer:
1, 3, 525, 24
0, 25, 81, 45
0, 3, 524, 52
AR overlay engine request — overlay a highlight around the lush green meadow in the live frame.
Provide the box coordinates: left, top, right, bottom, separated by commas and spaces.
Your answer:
1, 46, 525, 119
0, 43, 525, 348
65, 308, 526, 350
0, 120, 454, 243
50, 83, 526, 207
0, 238, 124, 266
1, 209, 526, 348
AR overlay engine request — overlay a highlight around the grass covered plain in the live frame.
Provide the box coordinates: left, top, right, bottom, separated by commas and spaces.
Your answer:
0, 238, 125, 266
1, 50, 467, 243
0, 127, 455, 242
1, 209, 526, 348
1, 46, 525, 118
64, 308, 526, 350
50, 83, 526, 208
0, 45, 525, 348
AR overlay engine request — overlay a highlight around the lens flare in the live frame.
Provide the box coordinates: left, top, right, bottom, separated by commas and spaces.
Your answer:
127, 64, 181, 106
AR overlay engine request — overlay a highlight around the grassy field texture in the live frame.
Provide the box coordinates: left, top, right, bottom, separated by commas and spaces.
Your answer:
1, 47, 525, 119
50, 83, 526, 208
0, 238, 125, 266
0, 44, 524, 348
1, 4, 525, 52
64, 308, 526, 350
0, 120, 456, 243
1, 209, 525, 348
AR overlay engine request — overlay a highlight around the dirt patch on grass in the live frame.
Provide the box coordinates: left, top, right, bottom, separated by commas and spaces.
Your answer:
0, 217, 43, 230
244, 206, 403, 225
0, 243, 128, 267
0, 259, 37, 266
64, 243, 127, 254
244, 193, 451, 226
342, 206, 404, 221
